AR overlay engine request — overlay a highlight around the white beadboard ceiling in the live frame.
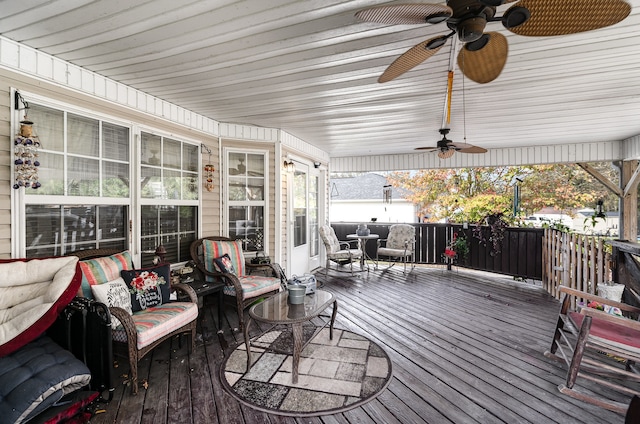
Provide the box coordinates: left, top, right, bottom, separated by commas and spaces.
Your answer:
1, 0, 640, 160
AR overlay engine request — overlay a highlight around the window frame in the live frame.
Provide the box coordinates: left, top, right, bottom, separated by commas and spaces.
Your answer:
223, 147, 269, 254
11, 89, 202, 264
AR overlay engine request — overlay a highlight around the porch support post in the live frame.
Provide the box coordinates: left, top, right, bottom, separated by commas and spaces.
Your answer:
621, 160, 639, 241
577, 161, 639, 242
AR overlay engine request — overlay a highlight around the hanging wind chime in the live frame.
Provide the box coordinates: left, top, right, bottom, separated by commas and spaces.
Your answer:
201, 144, 214, 192
13, 92, 41, 190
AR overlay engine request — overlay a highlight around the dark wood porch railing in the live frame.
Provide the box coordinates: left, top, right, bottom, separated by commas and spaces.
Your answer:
330, 222, 544, 280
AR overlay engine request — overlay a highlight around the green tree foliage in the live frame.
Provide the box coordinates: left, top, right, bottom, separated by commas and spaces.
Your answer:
387, 163, 618, 224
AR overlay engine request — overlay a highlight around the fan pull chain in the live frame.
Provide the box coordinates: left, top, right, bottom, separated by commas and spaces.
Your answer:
462, 50, 467, 144
446, 70, 454, 125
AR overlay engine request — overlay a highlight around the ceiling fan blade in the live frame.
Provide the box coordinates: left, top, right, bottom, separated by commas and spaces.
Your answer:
379, 37, 446, 83
457, 32, 508, 84
414, 146, 438, 151
355, 3, 452, 25
505, 0, 631, 37
459, 145, 488, 154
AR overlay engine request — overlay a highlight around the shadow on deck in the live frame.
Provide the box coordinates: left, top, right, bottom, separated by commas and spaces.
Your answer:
90, 266, 629, 424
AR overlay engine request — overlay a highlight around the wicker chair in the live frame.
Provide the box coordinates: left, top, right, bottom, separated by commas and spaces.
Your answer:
190, 237, 283, 331
68, 248, 198, 395
375, 224, 416, 273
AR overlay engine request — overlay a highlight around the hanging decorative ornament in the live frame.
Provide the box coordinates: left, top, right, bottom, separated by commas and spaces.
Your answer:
13, 116, 41, 190
204, 163, 215, 192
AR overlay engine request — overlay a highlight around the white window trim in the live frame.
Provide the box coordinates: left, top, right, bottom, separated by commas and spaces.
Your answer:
223, 147, 270, 255
11, 89, 203, 264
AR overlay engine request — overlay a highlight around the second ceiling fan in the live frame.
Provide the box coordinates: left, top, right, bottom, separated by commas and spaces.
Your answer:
355, 0, 631, 84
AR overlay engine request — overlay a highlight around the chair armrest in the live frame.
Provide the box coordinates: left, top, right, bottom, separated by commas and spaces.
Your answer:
559, 286, 640, 314
246, 262, 276, 275
339, 240, 359, 249
193, 265, 244, 300
580, 307, 640, 332
109, 306, 137, 342
172, 282, 197, 303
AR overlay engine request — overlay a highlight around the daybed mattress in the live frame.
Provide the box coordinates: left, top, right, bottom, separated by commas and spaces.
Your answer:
0, 335, 91, 424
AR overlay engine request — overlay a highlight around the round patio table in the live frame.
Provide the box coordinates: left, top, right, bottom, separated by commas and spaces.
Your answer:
244, 289, 337, 384
347, 233, 379, 270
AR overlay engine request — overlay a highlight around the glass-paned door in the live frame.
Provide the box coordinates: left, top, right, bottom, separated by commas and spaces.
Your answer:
291, 163, 309, 276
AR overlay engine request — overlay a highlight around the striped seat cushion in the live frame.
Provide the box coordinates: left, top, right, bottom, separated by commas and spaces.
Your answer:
223, 275, 281, 298
78, 251, 134, 298
112, 302, 198, 349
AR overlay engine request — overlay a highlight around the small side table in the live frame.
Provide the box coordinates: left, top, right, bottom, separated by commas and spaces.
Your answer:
347, 233, 379, 270
183, 279, 225, 328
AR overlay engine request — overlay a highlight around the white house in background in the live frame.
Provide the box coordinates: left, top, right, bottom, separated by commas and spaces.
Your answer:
329, 173, 418, 223
574, 209, 620, 236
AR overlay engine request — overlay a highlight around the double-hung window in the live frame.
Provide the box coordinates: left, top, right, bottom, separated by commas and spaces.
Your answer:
140, 131, 199, 266
17, 97, 200, 265
22, 103, 130, 258
226, 150, 267, 253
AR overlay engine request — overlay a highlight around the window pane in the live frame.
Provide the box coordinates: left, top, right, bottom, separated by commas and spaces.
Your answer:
141, 132, 161, 166
26, 205, 62, 256
228, 205, 264, 252
247, 154, 264, 177
141, 166, 163, 198
68, 157, 99, 196
163, 138, 181, 169
103, 122, 129, 161
164, 170, 181, 200
183, 144, 198, 172
229, 177, 246, 201
68, 113, 99, 157
28, 104, 64, 152
103, 161, 130, 197
160, 206, 178, 233
229, 152, 246, 176
63, 206, 96, 251
179, 206, 196, 232
248, 177, 264, 200
26, 204, 127, 258
182, 172, 198, 200
140, 205, 197, 267
33, 152, 64, 195
98, 206, 127, 240
141, 205, 159, 236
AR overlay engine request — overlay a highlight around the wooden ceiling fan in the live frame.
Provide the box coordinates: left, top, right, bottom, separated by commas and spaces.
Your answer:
356, 0, 631, 84
415, 128, 487, 158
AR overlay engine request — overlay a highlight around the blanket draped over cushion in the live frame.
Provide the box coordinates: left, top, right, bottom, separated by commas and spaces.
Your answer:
0, 256, 81, 357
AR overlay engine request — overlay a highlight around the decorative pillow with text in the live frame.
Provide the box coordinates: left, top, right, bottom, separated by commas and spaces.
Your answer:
91, 277, 133, 329
120, 264, 170, 312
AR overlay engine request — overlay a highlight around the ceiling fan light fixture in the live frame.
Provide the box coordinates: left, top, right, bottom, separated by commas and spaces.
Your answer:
425, 12, 450, 24
438, 148, 455, 159
465, 33, 490, 52
426, 36, 448, 50
457, 17, 487, 42
502, 6, 530, 29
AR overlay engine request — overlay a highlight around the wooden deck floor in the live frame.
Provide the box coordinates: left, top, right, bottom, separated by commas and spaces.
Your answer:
91, 266, 630, 423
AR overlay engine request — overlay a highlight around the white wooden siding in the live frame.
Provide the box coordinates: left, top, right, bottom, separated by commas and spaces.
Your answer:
330, 140, 628, 172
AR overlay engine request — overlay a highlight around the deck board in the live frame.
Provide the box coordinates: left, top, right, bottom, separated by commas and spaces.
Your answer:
90, 267, 630, 423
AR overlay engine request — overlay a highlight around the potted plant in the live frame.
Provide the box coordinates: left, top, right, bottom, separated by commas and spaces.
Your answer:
443, 231, 470, 264
473, 212, 508, 256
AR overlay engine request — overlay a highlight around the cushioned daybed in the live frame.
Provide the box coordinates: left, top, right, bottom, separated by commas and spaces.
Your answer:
0, 256, 93, 424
